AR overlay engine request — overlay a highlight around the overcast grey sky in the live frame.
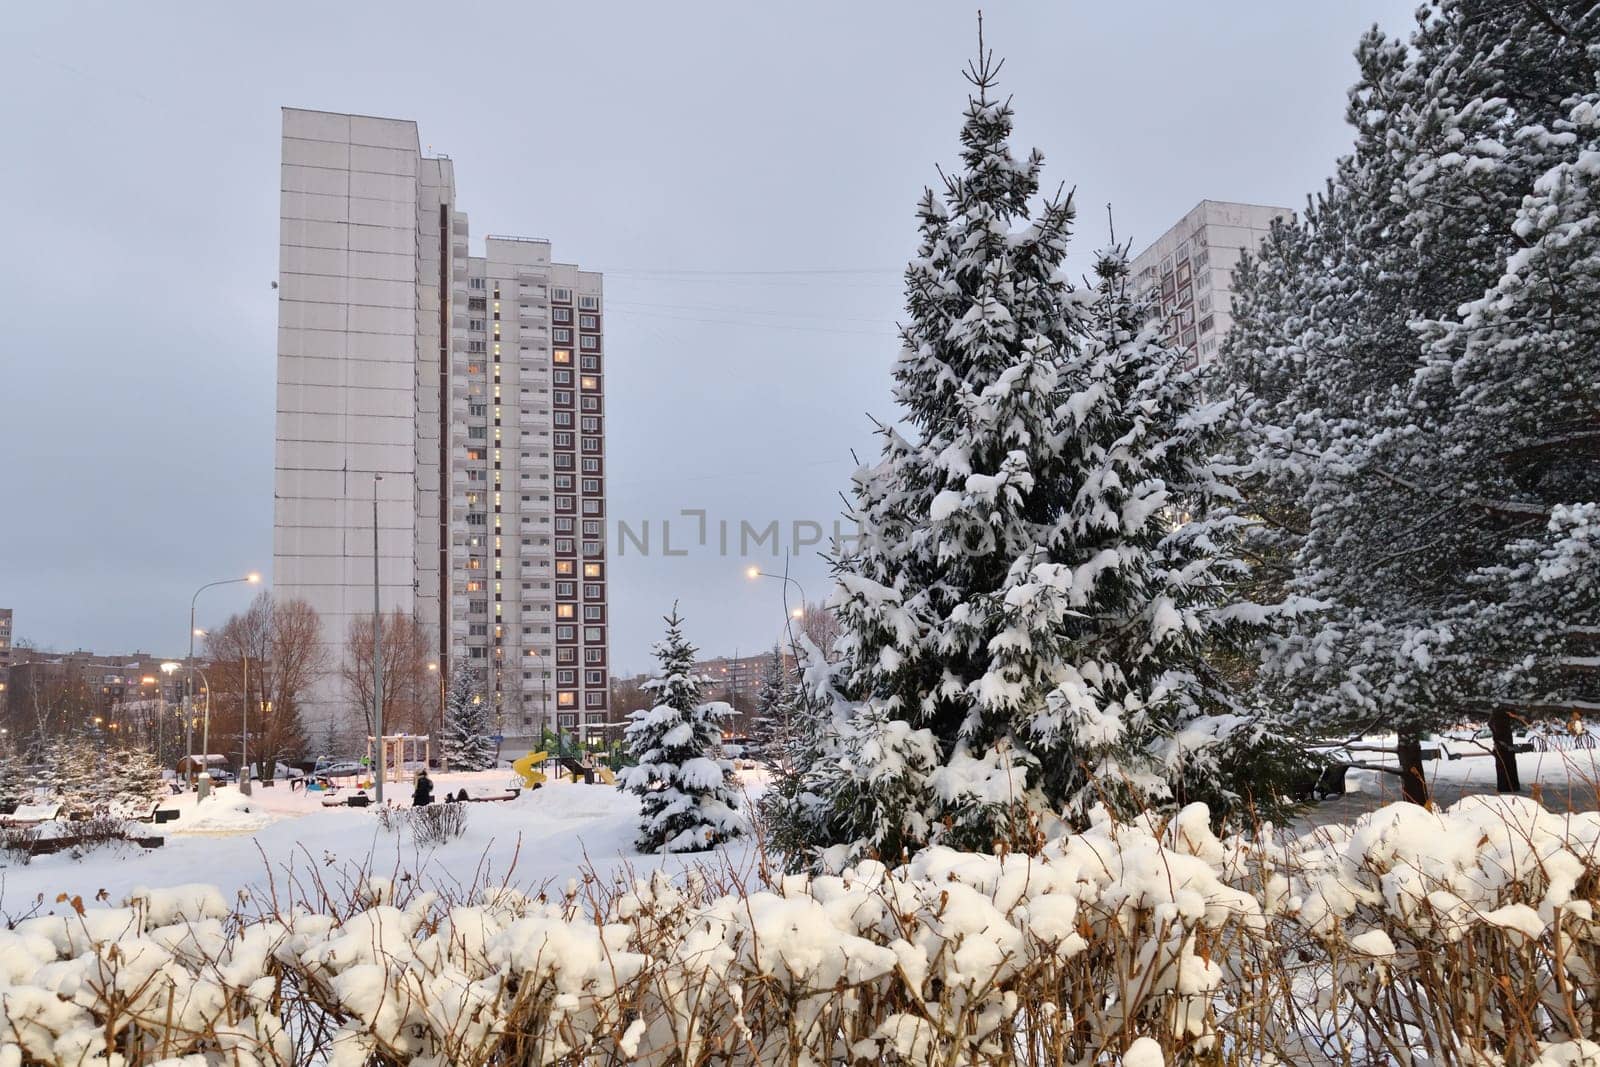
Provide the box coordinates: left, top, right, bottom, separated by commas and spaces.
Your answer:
0, 2, 1415, 674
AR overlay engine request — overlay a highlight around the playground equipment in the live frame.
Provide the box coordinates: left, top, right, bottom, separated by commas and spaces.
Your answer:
511, 750, 549, 789
365, 734, 432, 781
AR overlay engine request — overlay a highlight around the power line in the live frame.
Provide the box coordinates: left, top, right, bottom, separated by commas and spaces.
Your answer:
606, 266, 901, 278
606, 306, 898, 338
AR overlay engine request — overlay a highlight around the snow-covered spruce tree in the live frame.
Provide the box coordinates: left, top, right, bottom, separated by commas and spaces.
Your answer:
439, 662, 495, 772
109, 743, 165, 811
1220, 0, 1600, 802
743, 644, 793, 765
791, 38, 1300, 862
619, 610, 742, 853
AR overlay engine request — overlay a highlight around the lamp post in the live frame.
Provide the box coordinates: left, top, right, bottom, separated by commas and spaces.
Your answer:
239, 647, 252, 795
427, 661, 443, 739
371, 475, 385, 805
186, 573, 260, 762
745, 555, 809, 659
524, 646, 549, 746
190, 666, 214, 798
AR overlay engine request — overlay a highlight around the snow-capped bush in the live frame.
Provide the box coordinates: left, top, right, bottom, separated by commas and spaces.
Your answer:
10, 797, 1600, 1064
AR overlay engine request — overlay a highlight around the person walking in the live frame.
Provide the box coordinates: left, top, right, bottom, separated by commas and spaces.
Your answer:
412, 769, 434, 807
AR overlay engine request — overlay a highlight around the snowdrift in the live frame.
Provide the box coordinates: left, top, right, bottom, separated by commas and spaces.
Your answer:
5, 796, 1600, 1064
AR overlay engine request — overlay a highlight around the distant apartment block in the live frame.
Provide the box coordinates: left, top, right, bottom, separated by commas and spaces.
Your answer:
1130, 200, 1292, 364
0, 608, 12, 704
274, 108, 608, 750
3, 647, 186, 738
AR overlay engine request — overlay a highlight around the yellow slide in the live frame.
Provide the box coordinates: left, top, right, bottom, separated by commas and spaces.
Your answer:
511, 750, 549, 790
595, 766, 615, 786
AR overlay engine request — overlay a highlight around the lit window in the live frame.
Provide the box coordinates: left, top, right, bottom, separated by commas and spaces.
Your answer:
580, 376, 598, 390
557, 691, 576, 707
553, 350, 572, 364
556, 604, 575, 619
583, 563, 602, 578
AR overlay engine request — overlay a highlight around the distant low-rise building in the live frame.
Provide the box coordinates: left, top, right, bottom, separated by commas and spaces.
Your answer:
0, 608, 12, 707
4, 648, 188, 740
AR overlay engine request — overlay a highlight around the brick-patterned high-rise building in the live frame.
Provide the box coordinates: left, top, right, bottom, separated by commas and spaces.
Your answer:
1130, 200, 1292, 366
274, 108, 608, 752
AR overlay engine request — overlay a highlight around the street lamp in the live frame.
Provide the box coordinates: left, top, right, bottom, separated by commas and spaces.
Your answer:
186, 573, 261, 762
428, 662, 444, 748
745, 556, 809, 656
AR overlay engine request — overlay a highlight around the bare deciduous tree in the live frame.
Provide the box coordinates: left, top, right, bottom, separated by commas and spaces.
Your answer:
203, 593, 325, 782
342, 611, 435, 741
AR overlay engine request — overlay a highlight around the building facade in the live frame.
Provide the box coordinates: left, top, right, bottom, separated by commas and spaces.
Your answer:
0, 608, 12, 705
3, 648, 187, 740
1130, 200, 1292, 365
274, 108, 608, 752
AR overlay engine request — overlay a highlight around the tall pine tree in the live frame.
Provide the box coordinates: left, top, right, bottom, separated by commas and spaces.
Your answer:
439, 662, 495, 771
619, 610, 743, 853
1221, 0, 1600, 802
786, 30, 1299, 864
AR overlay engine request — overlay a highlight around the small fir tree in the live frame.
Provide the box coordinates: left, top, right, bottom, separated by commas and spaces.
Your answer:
439, 662, 495, 771
744, 644, 793, 765
109, 744, 165, 811
619, 609, 743, 853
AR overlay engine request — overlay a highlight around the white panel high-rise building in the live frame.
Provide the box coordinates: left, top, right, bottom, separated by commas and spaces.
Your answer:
274, 108, 609, 753
1129, 200, 1292, 365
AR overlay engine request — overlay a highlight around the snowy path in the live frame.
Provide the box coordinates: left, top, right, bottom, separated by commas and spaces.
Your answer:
1299, 746, 1600, 827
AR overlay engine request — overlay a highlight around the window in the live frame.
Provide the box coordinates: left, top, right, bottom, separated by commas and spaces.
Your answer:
469, 599, 487, 613
553, 349, 571, 364
579, 314, 598, 330
1198, 315, 1215, 334
557, 625, 576, 641
466, 512, 487, 526
582, 478, 600, 493
554, 411, 572, 427
556, 538, 574, 553
581, 397, 599, 412
466, 469, 486, 481
469, 402, 487, 417
557, 691, 576, 707
551, 287, 572, 302
555, 560, 575, 576
583, 605, 603, 621
584, 647, 604, 663
580, 355, 599, 370
580, 336, 599, 351
583, 562, 603, 578
583, 583, 602, 598
553, 328, 572, 343
580, 375, 598, 390
582, 458, 600, 473
466, 447, 485, 461
552, 307, 572, 324
578, 295, 598, 310
556, 581, 575, 597
582, 519, 601, 535
468, 340, 486, 354
469, 647, 487, 658
466, 580, 483, 592
469, 318, 485, 332
470, 277, 486, 290
583, 541, 602, 556
557, 669, 577, 685
581, 437, 600, 452
468, 297, 486, 311
553, 369, 573, 385
556, 604, 575, 619
586, 669, 604, 686
585, 692, 605, 708
554, 432, 573, 447
584, 627, 603, 643
469, 623, 488, 636
554, 390, 573, 405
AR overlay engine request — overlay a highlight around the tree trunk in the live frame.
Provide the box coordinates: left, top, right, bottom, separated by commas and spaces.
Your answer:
1397, 731, 1430, 806
1490, 706, 1522, 793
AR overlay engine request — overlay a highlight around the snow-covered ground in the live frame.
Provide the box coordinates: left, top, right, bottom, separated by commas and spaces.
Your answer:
0, 771, 770, 923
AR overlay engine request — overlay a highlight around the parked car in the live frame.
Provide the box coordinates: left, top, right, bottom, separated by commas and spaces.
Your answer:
313, 757, 365, 778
